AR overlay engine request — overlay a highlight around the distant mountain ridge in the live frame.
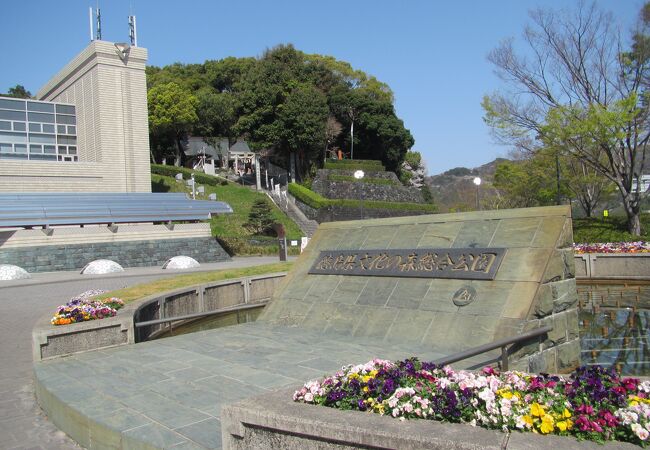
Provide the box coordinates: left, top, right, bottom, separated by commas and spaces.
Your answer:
425, 158, 507, 212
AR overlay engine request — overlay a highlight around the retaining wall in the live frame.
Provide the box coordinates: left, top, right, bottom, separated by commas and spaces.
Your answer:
574, 253, 650, 279
0, 223, 230, 272
32, 272, 287, 361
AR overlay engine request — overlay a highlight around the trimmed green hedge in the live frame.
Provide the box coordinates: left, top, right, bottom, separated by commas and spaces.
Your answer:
288, 183, 330, 208
327, 174, 398, 186
151, 164, 231, 187
324, 161, 385, 171
288, 183, 437, 212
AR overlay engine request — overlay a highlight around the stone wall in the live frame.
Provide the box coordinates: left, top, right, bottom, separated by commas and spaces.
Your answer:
295, 198, 432, 223
311, 169, 424, 204
0, 237, 230, 272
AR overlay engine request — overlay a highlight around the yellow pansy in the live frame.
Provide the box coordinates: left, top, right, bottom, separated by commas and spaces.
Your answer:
530, 402, 545, 417
540, 414, 555, 434
362, 386, 369, 393
562, 408, 571, 418
348, 373, 359, 380
497, 389, 514, 399
556, 421, 568, 432
522, 415, 533, 426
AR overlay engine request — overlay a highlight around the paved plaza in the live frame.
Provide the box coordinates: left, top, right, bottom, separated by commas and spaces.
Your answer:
0, 257, 288, 450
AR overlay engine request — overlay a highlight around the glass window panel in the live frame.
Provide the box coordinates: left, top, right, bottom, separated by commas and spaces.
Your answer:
42, 124, 55, 133
58, 147, 67, 154
14, 144, 26, 153
55, 104, 75, 115
30, 153, 56, 160
0, 121, 9, 131
0, 131, 27, 143
68, 146, 77, 155
57, 125, 66, 134
27, 101, 54, 113
13, 122, 25, 131
0, 143, 12, 153
29, 144, 43, 153
67, 126, 76, 135
29, 134, 55, 144
27, 112, 55, 123
44, 145, 56, 154
55, 114, 75, 125
0, 109, 26, 121
29, 123, 40, 132
73, 156, 78, 162
57, 135, 76, 145
0, 152, 28, 160
0, 98, 26, 110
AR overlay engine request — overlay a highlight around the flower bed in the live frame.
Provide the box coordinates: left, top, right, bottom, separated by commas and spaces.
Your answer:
573, 242, 650, 254
51, 290, 124, 326
294, 358, 650, 446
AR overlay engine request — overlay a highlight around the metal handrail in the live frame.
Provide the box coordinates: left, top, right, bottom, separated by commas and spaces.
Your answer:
433, 325, 553, 371
134, 302, 265, 328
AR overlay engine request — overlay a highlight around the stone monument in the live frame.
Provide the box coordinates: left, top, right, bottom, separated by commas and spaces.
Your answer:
260, 204, 579, 373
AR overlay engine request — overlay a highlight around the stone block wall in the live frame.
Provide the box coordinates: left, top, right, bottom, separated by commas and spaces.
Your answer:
295, 199, 431, 223
311, 169, 424, 204
0, 237, 230, 272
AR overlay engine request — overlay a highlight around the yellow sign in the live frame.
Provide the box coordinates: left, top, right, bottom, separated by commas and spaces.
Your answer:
603, 210, 609, 218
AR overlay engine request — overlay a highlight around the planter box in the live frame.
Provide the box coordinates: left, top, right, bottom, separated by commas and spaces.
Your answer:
222, 388, 637, 450
574, 253, 650, 279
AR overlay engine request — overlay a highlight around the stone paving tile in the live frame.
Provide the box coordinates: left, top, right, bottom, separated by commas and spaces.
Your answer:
122, 422, 187, 448
174, 418, 222, 449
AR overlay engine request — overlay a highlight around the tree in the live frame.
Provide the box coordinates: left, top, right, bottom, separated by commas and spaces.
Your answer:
324, 116, 342, 163
245, 198, 275, 235
5, 85, 31, 99
483, 2, 649, 235
147, 82, 198, 166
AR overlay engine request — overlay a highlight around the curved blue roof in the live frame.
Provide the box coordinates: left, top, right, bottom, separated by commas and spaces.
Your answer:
0, 193, 233, 228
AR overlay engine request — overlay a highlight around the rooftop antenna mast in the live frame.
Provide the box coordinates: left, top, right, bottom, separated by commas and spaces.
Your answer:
128, 15, 137, 47
88, 7, 94, 41
96, 2, 102, 41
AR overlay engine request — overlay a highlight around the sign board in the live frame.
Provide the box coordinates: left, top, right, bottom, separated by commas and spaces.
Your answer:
308, 248, 506, 280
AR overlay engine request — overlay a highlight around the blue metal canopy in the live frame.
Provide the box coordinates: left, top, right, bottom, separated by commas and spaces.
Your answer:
0, 193, 233, 228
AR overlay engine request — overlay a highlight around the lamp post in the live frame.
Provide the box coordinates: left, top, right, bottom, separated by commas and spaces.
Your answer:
473, 177, 481, 211
354, 170, 365, 219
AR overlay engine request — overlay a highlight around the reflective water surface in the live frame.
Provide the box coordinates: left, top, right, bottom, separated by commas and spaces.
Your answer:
578, 281, 650, 376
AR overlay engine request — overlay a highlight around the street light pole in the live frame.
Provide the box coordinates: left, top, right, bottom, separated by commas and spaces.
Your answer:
473, 177, 481, 211
354, 170, 365, 219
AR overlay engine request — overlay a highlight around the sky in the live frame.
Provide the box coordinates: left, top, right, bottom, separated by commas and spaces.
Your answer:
0, 1, 642, 175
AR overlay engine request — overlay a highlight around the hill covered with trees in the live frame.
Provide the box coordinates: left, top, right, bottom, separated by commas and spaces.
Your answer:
146, 44, 414, 180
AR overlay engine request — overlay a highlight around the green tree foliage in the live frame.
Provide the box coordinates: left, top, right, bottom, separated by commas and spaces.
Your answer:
483, 2, 650, 235
245, 198, 275, 235
147, 44, 414, 178
4, 84, 31, 98
147, 82, 199, 165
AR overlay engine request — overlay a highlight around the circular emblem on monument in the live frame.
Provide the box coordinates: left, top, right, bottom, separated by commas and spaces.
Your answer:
453, 286, 477, 307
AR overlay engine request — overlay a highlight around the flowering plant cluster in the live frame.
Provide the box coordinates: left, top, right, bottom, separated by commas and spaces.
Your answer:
293, 359, 650, 446
573, 242, 650, 254
51, 290, 124, 326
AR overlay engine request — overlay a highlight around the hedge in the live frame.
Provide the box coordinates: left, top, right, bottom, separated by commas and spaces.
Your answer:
327, 174, 398, 185
288, 183, 436, 213
324, 161, 385, 171
151, 164, 231, 187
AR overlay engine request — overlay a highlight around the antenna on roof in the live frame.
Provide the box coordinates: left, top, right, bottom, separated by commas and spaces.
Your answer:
89, 7, 94, 41
128, 15, 137, 47
96, 4, 102, 40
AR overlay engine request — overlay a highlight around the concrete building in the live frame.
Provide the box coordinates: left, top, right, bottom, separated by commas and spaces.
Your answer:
0, 40, 151, 192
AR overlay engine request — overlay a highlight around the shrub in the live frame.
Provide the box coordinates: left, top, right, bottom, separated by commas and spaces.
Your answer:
245, 198, 275, 235
324, 161, 385, 172
328, 174, 398, 186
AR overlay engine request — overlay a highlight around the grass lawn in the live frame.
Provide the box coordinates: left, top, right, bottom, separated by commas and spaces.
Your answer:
96, 262, 293, 304
152, 173, 303, 254
572, 213, 649, 243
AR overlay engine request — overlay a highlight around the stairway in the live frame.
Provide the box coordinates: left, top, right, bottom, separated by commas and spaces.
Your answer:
267, 190, 319, 237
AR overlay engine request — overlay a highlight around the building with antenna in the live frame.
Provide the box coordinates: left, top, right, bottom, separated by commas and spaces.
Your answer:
0, 14, 150, 192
